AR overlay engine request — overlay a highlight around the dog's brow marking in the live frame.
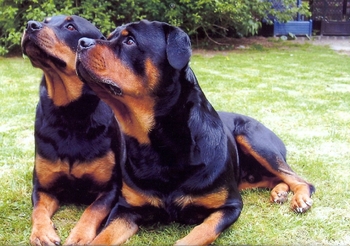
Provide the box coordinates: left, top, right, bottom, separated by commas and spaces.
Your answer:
121, 29, 129, 36
107, 33, 113, 39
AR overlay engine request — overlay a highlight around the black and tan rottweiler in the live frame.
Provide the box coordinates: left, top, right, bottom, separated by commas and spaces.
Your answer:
21, 15, 124, 245
76, 20, 315, 245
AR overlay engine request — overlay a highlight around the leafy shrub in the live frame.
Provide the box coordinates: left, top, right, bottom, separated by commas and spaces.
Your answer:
0, 0, 310, 55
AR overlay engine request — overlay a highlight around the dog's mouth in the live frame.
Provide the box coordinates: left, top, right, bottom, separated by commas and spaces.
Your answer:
100, 79, 123, 96
76, 60, 122, 96
22, 34, 66, 68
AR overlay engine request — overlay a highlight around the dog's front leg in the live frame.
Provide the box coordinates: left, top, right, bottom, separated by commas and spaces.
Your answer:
30, 191, 60, 246
89, 217, 139, 245
175, 203, 242, 245
64, 189, 117, 245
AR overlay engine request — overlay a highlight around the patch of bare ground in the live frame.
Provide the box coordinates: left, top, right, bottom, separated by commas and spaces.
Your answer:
193, 35, 350, 56
298, 36, 350, 55
193, 36, 275, 56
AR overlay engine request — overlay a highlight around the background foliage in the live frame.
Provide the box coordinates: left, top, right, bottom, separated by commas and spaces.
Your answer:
0, 0, 309, 55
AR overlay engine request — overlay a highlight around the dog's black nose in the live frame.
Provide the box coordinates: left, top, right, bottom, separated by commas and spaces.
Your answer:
78, 38, 96, 50
26, 21, 43, 32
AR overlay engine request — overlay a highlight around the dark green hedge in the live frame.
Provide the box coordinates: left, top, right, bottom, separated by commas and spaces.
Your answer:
0, 0, 309, 55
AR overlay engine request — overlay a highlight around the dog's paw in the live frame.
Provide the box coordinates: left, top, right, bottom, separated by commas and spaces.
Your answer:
271, 190, 289, 204
270, 182, 290, 204
64, 226, 95, 245
291, 193, 313, 213
30, 222, 60, 246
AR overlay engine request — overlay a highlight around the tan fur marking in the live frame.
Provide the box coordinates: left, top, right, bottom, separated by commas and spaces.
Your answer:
64, 197, 112, 244
238, 176, 281, 190
270, 182, 290, 204
145, 58, 160, 90
175, 211, 224, 245
278, 174, 311, 195
35, 151, 115, 189
71, 151, 116, 184
30, 192, 60, 245
90, 217, 139, 245
236, 134, 313, 211
122, 182, 163, 207
44, 71, 83, 106
35, 155, 70, 189
121, 29, 129, 36
34, 27, 83, 106
81, 44, 156, 144
175, 188, 228, 209
32, 192, 60, 219
236, 135, 293, 178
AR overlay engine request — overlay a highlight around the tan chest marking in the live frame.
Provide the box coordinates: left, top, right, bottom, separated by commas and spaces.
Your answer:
35, 151, 115, 188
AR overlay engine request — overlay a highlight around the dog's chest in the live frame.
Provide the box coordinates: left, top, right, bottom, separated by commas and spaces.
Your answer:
35, 151, 115, 190
122, 180, 228, 223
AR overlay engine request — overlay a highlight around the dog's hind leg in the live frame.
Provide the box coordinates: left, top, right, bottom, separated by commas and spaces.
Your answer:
235, 133, 315, 213
219, 112, 315, 213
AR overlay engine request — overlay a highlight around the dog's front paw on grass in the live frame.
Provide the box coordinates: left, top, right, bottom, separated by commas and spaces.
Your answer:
64, 226, 96, 245
291, 193, 313, 213
30, 222, 60, 246
270, 182, 290, 204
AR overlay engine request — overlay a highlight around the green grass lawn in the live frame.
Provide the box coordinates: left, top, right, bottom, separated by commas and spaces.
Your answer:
1, 41, 349, 245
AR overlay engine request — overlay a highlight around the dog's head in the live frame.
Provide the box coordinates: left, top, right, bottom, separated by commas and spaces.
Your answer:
22, 15, 105, 106
76, 20, 192, 143
22, 15, 104, 72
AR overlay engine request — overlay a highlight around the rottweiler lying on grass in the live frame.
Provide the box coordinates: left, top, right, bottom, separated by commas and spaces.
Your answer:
76, 20, 315, 245
22, 15, 124, 245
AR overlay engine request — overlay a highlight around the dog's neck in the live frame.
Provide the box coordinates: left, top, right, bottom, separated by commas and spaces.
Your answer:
113, 96, 155, 145
85, 82, 155, 145
39, 80, 104, 126
43, 71, 84, 107
116, 66, 205, 146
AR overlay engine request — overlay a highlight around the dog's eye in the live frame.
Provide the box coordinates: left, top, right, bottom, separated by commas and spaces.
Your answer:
66, 24, 76, 31
124, 37, 135, 46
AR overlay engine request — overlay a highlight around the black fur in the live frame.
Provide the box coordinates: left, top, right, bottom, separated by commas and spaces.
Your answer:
22, 15, 124, 245
76, 20, 315, 245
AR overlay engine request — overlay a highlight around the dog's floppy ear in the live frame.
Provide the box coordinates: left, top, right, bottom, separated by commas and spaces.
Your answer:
165, 25, 191, 70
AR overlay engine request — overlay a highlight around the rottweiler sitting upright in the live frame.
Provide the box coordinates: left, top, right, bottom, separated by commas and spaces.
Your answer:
76, 20, 315, 245
21, 15, 124, 245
